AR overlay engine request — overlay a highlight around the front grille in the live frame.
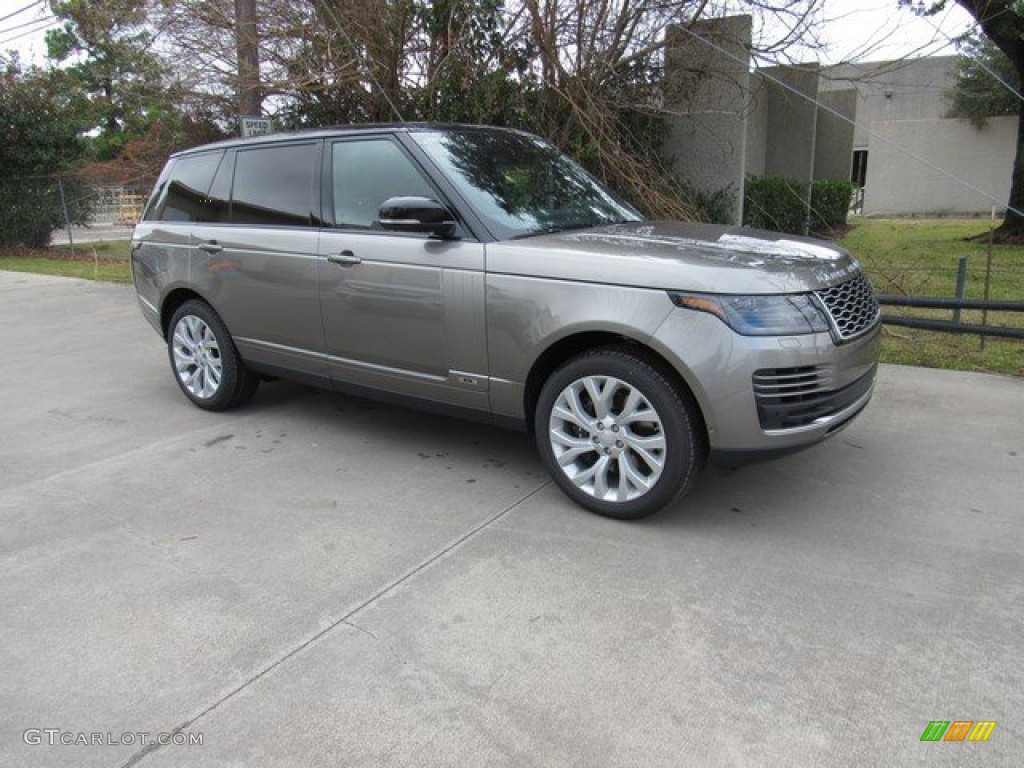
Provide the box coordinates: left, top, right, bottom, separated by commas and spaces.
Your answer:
753, 365, 876, 431
814, 274, 879, 342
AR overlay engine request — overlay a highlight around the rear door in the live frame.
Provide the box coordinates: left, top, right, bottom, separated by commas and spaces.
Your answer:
317, 135, 488, 410
188, 140, 327, 379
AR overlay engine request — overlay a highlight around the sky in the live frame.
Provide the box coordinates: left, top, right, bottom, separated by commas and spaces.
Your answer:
815, 0, 975, 64
0, 0, 979, 68
0, 0, 56, 63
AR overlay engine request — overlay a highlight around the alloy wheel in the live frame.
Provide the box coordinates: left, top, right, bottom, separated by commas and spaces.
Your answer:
171, 314, 223, 399
548, 375, 667, 503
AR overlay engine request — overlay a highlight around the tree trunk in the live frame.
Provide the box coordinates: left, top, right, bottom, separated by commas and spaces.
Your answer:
994, 107, 1024, 241
954, 1, 1024, 240
235, 0, 261, 118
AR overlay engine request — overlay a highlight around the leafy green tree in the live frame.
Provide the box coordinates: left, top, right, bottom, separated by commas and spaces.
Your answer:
78, 110, 229, 191
46, 0, 167, 160
412, 0, 532, 124
947, 33, 1019, 127
0, 60, 91, 247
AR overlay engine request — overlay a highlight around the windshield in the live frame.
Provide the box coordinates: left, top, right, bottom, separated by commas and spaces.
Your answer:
411, 129, 642, 240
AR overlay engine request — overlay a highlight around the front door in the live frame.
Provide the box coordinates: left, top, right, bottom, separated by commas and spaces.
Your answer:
317, 136, 488, 410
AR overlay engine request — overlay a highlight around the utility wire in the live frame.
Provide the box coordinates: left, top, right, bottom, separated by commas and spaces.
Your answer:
0, 0, 42, 26
0, 18, 58, 47
0, 7, 53, 36
673, 23, 1024, 219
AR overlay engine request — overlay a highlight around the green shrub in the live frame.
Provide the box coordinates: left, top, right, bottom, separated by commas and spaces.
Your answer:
743, 176, 853, 235
1, 63, 90, 247
810, 179, 853, 230
743, 176, 808, 233
0, 177, 91, 248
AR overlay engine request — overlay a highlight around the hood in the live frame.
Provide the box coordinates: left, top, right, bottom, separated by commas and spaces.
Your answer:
485, 221, 862, 294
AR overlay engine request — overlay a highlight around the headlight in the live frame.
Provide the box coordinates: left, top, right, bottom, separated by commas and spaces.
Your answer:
668, 291, 830, 336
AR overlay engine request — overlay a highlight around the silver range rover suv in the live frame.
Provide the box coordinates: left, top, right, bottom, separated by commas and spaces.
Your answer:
132, 124, 880, 519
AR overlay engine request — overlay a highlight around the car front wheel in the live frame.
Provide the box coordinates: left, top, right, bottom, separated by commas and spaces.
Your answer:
534, 346, 705, 519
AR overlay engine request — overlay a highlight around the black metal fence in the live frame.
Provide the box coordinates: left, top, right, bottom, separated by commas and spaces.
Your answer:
878, 295, 1024, 340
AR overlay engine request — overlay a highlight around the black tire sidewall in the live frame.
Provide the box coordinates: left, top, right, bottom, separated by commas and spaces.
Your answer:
167, 300, 245, 411
534, 348, 701, 519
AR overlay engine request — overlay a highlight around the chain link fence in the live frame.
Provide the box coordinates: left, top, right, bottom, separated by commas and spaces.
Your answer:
90, 186, 146, 226
0, 175, 144, 249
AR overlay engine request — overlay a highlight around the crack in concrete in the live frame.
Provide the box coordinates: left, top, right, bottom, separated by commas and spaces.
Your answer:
118, 480, 552, 768
341, 619, 379, 641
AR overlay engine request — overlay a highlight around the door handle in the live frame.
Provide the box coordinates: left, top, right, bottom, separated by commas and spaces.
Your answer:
196, 241, 223, 254
327, 250, 361, 267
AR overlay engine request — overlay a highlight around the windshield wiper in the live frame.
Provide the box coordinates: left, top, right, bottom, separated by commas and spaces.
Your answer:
512, 218, 640, 240
511, 225, 563, 240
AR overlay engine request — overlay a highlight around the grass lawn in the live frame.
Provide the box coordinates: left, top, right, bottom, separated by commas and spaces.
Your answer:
839, 218, 1023, 377
0, 240, 132, 283
1, 220, 1021, 376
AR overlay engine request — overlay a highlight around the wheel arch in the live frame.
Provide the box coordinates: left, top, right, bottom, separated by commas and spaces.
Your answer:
159, 287, 212, 340
523, 331, 708, 445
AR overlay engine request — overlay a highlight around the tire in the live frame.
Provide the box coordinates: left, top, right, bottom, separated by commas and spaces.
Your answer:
534, 345, 706, 519
167, 300, 258, 411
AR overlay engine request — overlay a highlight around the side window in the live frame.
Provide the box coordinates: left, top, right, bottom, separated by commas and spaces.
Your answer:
199, 151, 234, 223
148, 151, 224, 223
232, 143, 317, 227
332, 139, 436, 229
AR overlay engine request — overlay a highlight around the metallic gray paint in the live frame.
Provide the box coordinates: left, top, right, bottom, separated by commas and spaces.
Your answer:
317, 231, 489, 410
188, 224, 326, 377
648, 310, 881, 452
484, 275, 674, 418
131, 224, 191, 334
486, 221, 861, 295
133, 128, 881, 463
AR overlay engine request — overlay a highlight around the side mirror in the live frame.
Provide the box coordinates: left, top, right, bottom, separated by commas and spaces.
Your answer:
379, 196, 457, 239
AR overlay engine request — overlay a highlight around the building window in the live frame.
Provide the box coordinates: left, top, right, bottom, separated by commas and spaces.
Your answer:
851, 150, 868, 188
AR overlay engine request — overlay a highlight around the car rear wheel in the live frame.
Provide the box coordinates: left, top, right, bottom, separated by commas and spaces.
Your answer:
167, 300, 258, 411
534, 346, 705, 519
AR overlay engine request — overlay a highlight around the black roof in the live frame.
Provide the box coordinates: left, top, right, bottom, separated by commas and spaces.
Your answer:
171, 122, 529, 158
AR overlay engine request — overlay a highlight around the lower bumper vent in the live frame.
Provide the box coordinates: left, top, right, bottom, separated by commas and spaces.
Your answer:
753, 364, 876, 431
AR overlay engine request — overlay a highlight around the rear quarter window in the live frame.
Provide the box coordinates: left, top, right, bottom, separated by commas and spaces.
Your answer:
144, 151, 225, 223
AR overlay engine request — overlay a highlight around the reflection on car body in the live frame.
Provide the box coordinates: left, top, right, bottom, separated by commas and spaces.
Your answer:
132, 124, 880, 519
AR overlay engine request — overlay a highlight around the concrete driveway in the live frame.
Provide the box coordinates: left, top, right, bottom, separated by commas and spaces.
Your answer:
1, 270, 1021, 767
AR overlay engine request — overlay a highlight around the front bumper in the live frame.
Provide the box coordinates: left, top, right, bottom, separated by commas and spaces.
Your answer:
650, 309, 881, 456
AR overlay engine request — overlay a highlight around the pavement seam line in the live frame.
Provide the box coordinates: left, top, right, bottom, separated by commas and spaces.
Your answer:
118, 480, 552, 768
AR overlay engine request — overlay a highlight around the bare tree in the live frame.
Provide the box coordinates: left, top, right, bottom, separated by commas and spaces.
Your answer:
148, 0, 827, 218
